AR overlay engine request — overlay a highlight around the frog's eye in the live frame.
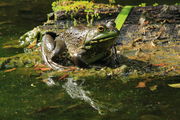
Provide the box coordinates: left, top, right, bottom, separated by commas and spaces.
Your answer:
97, 25, 105, 32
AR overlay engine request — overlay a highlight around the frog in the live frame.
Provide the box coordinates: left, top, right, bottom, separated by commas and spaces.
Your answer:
41, 21, 118, 70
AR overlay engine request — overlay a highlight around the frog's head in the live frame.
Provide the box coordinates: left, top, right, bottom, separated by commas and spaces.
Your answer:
83, 21, 118, 50
72, 21, 118, 66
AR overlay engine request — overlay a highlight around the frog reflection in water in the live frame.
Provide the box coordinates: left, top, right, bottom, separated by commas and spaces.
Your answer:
41, 21, 118, 70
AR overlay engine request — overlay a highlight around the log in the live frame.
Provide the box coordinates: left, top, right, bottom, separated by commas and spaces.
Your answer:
117, 5, 180, 45
116, 5, 180, 72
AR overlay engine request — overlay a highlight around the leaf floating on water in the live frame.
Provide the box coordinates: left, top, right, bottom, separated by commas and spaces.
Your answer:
149, 85, 158, 91
34, 67, 52, 71
30, 83, 36, 87
153, 63, 168, 67
34, 66, 52, 71
59, 74, 69, 80
136, 81, 146, 88
62, 66, 78, 72
2, 45, 13, 48
168, 83, 180, 88
34, 63, 46, 68
40, 67, 52, 71
34, 64, 52, 71
4, 68, 16, 72
35, 105, 61, 113
2, 44, 20, 48
0, 21, 12, 25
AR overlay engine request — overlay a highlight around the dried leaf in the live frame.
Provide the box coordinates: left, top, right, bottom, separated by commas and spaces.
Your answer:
34, 67, 52, 71
153, 63, 168, 67
149, 85, 158, 91
27, 40, 37, 49
143, 20, 149, 25
59, 74, 69, 80
34, 63, 46, 68
136, 82, 146, 88
2, 45, 13, 48
62, 67, 78, 72
168, 83, 180, 88
4, 68, 16, 72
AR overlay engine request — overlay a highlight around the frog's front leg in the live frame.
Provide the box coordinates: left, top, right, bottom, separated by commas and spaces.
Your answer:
51, 36, 66, 59
71, 49, 89, 68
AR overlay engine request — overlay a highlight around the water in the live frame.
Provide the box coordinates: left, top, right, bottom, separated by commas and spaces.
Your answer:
0, 0, 180, 120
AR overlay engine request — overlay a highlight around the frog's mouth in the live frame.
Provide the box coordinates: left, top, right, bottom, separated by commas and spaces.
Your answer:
85, 31, 118, 45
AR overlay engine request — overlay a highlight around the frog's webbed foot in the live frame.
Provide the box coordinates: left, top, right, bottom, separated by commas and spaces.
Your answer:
41, 33, 67, 70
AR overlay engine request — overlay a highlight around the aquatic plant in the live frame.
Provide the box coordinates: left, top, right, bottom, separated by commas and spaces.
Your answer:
115, 6, 132, 30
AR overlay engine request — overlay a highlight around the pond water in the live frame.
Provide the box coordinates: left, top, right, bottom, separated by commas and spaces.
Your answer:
0, 0, 180, 120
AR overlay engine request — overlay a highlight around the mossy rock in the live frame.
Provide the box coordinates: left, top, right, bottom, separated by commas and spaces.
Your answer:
48, 1, 121, 25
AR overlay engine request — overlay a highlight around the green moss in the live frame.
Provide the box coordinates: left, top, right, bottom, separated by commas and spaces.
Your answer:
52, 1, 115, 13
19, 27, 41, 48
51, 1, 117, 25
139, 3, 146, 7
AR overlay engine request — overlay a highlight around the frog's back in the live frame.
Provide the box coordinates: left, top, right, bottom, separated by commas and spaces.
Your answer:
62, 26, 90, 52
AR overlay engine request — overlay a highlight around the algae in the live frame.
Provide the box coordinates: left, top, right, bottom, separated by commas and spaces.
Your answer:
52, 1, 116, 13
0, 51, 42, 69
51, 1, 119, 26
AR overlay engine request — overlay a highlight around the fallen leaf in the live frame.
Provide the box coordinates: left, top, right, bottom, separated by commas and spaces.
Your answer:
4, 68, 16, 72
168, 83, 180, 88
34, 63, 46, 68
27, 40, 37, 49
58, 74, 69, 80
143, 20, 149, 25
2, 45, 13, 48
153, 63, 168, 67
149, 85, 158, 91
30, 83, 36, 87
40, 67, 52, 71
34, 67, 52, 71
62, 66, 78, 72
136, 81, 146, 88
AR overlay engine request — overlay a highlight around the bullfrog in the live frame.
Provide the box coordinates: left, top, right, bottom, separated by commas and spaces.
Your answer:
41, 21, 118, 70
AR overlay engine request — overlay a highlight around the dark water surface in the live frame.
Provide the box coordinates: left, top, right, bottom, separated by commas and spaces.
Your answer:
0, 0, 180, 120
